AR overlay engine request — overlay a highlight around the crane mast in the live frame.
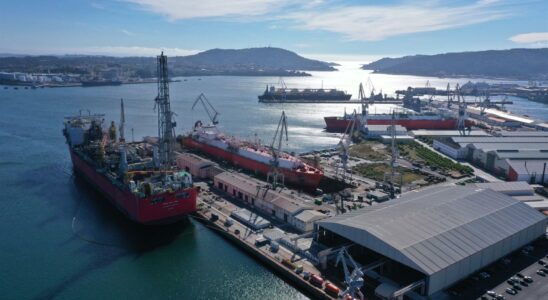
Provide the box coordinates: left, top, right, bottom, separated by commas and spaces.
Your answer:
358, 83, 368, 130
119, 98, 125, 142
268, 111, 288, 188
155, 52, 176, 169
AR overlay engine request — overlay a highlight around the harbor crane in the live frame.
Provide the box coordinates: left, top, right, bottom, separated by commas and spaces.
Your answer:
446, 83, 453, 108
455, 84, 470, 136
267, 111, 288, 188
336, 109, 357, 181
358, 83, 368, 130
425, 80, 435, 104
336, 247, 365, 300
192, 93, 219, 125
119, 98, 125, 142
387, 110, 400, 198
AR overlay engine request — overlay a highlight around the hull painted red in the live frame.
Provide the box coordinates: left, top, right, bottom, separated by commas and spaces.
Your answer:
183, 137, 323, 188
324, 116, 472, 132
69, 149, 197, 225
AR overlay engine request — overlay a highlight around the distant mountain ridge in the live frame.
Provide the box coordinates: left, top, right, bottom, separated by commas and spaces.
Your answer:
172, 47, 335, 71
0, 47, 335, 77
363, 48, 548, 80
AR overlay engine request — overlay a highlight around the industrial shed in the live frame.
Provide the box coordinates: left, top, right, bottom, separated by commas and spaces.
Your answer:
316, 186, 547, 297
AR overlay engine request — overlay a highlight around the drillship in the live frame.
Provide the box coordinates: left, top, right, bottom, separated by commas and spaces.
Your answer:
181, 100, 323, 189
63, 53, 197, 225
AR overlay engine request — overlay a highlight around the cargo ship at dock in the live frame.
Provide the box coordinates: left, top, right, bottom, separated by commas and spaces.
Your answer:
324, 111, 463, 132
258, 84, 351, 102
181, 122, 323, 189
63, 53, 197, 225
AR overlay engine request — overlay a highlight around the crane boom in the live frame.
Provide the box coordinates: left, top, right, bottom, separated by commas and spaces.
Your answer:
192, 93, 219, 125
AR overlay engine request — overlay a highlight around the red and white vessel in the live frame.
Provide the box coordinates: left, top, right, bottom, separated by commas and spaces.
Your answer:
325, 110, 463, 132
182, 123, 323, 189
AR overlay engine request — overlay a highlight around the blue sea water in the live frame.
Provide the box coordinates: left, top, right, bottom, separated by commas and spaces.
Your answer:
0, 62, 546, 299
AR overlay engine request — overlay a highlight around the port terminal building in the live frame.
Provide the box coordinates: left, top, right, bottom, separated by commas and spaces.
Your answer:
316, 186, 547, 298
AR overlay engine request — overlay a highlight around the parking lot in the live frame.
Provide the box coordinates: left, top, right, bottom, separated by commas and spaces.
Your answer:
453, 236, 548, 300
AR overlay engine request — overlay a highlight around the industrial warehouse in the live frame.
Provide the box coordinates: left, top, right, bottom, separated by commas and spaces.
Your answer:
433, 136, 548, 183
316, 186, 548, 298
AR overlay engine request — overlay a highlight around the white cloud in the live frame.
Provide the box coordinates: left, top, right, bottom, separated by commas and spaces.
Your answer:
509, 32, 548, 44
119, 0, 513, 42
67, 46, 200, 56
285, 1, 510, 41
124, 0, 294, 20
120, 29, 135, 36
0, 46, 200, 57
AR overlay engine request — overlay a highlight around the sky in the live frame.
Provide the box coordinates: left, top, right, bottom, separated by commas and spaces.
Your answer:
0, 0, 546, 61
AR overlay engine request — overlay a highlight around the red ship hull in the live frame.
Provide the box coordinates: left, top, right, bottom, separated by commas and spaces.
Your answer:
324, 116, 469, 132
69, 148, 197, 225
182, 137, 323, 189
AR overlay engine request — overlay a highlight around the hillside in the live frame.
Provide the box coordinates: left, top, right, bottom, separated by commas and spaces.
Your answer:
172, 47, 335, 71
0, 47, 334, 78
362, 48, 548, 80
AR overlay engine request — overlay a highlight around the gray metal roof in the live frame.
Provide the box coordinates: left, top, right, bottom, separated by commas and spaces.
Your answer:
453, 137, 548, 144
410, 130, 490, 137
474, 181, 534, 194
497, 131, 548, 138
318, 186, 547, 275
460, 143, 548, 151
507, 160, 548, 176
495, 150, 548, 160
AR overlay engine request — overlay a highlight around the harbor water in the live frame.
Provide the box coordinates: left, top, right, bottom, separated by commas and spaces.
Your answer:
1, 62, 547, 300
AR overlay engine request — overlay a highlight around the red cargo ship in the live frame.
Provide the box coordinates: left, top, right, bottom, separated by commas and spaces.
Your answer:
63, 53, 197, 225
181, 123, 323, 189
324, 110, 473, 132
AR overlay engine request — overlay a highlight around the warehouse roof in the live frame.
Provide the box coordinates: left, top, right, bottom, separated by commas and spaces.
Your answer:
496, 131, 548, 138
461, 143, 548, 152
452, 137, 548, 144
474, 181, 534, 195
494, 150, 548, 160
317, 186, 547, 275
507, 160, 548, 178
367, 124, 407, 132
295, 210, 328, 223
410, 130, 490, 137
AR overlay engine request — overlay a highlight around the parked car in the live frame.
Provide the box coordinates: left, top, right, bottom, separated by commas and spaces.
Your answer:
524, 276, 533, 283
538, 260, 546, 266
480, 272, 491, 279
505, 288, 517, 295
536, 270, 546, 276
516, 273, 525, 278
487, 290, 497, 297
511, 284, 522, 291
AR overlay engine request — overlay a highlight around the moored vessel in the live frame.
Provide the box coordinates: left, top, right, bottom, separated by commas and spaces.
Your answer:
64, 53, 197, 225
